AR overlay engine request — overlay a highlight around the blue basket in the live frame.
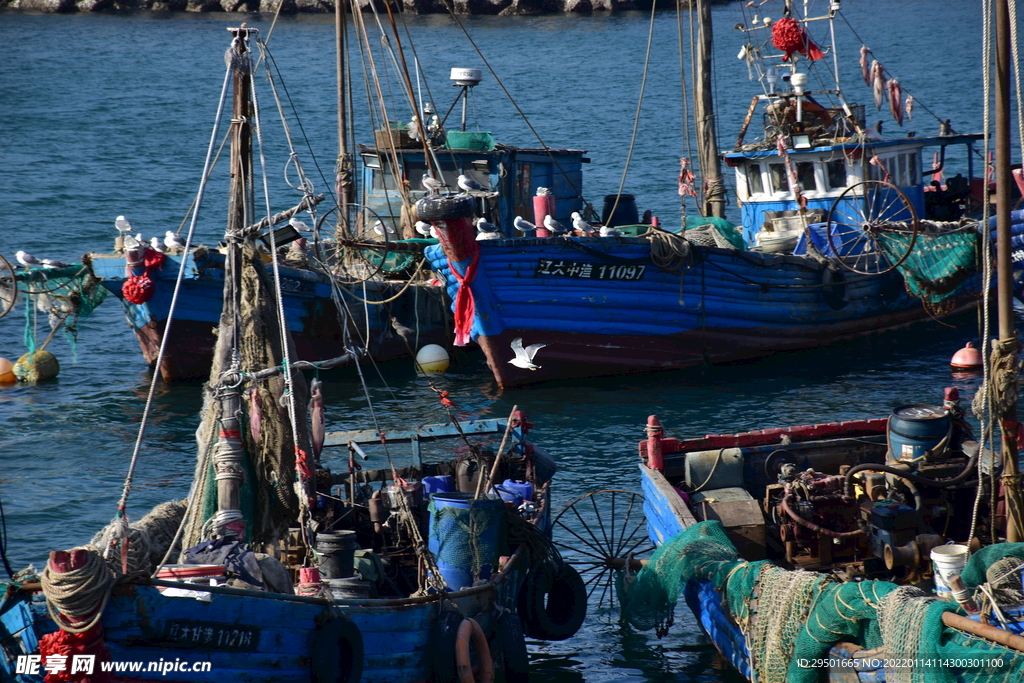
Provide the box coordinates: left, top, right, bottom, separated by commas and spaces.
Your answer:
793, 222, 868, 258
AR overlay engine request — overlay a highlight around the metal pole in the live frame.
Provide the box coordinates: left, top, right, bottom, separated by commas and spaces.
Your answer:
335, 0, 355, 235
995, 0, 1023, 543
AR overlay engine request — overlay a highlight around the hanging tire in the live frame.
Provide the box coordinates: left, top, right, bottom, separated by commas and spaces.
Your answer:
429, 610, 465, 682
498, 612, 530, 683
517, 564, 587, 641
310, 612, 364, 683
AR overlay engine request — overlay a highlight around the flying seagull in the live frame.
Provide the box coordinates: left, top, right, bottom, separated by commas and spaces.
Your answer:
164, 231, 186, 250
421, 174, 449, 194
15, 251, 42, 268
509, 337, 547, 371
415, 220, 432, 237
514, 216, 538, 234
457, 174, 485, 193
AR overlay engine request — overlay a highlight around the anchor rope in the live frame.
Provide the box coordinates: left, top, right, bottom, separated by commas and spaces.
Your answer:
41, 547, 116, 634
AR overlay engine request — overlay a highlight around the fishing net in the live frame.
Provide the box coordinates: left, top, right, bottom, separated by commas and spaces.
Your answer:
427, 497, 506, 581
16, 265, 107, 360
682, 215, 746, 250
620, 521, 1024, 683
876, 227, 978, 305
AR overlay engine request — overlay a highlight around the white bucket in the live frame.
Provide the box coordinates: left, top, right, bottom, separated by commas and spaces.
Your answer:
931, 544, 969, 599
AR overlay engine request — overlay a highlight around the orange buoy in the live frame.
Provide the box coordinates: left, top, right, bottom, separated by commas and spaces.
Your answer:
0, 357, 15, 383
950, 342, 983, 370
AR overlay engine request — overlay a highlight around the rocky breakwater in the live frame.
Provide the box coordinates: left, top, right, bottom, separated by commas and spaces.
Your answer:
2, 0, 696, 15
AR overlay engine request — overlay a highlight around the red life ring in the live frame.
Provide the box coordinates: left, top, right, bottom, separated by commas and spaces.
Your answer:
455, 617, 494, 683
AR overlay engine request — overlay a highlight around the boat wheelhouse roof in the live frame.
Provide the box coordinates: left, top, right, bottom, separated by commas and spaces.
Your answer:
356, 143, 589, 157
724, 133, 983, 160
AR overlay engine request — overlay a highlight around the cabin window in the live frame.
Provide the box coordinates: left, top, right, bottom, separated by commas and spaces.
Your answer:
907, 153, 919, 184
769, 163, 788, 192
796, 162, 817, 192
372, 161, 401, 191
746, 163, 764, 195
826, 159, 846, 189
897, 154, 909, 186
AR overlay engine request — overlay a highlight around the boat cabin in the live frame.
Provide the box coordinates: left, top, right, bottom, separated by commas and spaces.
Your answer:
726, 133, 983, 248
357, 141, 587, 238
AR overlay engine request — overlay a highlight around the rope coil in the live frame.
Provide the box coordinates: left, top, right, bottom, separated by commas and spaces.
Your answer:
41, 547, 117, 634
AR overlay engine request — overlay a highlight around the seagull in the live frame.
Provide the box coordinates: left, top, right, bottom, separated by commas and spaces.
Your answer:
940, 119, 957, 136
415, 220, 432, 237
536, 187, 552, 196
115, 215, 133, 235
289, 217, 310, 232
164, 231, 186, 250
123, 233, 142, 250
372, 220, 397, 238
509, 337, 547, 371
457, 174, 485, 193
149, 236, 166, 253
513, 215, 538, 234
429, 225, 439, 239
15, 251, 42, 268
543, 215, 568, 235
476, 217, 502, 240
390, 316, 415, 344
42, 258, 69, 268
571, 211, 594, 236
600, 226, 624, 237
421, 174, 449, 194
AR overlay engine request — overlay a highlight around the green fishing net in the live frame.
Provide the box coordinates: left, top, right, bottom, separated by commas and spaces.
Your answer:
877, 229, 978, 305
17, 265, 107, 360
620, 521, 1024, 683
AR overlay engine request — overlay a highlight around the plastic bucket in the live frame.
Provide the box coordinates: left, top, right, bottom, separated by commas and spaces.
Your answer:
316, 530, 358, 579
423, 475, 455, 495
601, 194, 639, 228
889, 404, 950, 462
428, 492, 504, 590
931, 544, 969, 599
493, 485, 523, 507
502, 479, 533, 502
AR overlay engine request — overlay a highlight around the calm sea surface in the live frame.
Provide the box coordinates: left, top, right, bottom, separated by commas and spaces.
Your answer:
0, 2, 1014, 681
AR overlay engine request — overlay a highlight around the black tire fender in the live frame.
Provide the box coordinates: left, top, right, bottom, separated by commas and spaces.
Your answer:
310, 612, 364, 683
428, 609, 465, 682
415, 195, 476, 222
498, 612, 530, 682
517, 563, 587, 642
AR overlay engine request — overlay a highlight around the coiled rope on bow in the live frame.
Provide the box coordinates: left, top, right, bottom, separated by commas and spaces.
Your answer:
41, 546, 117, 634
644, 227, 693, 275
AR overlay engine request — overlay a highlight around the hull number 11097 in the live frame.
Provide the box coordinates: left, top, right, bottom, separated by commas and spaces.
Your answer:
535, 259, 646, 281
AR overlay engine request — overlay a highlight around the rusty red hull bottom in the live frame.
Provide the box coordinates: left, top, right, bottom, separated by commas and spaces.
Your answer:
477, 299, 980, 388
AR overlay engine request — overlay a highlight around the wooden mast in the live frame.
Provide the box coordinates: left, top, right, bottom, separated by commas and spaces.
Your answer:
994, 0, 1024, 543
335, 0, 355, 235
694, 0, 725, 218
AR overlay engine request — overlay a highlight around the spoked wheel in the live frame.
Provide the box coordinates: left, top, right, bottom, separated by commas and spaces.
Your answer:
825, 180, 918, 274
551, 490, 655, 610
0, 254, 17, 320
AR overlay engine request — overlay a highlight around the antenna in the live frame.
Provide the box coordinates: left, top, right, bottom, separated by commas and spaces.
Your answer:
450, 68, 483, 132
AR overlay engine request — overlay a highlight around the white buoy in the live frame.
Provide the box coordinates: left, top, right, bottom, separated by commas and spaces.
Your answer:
415, 344, 450, 373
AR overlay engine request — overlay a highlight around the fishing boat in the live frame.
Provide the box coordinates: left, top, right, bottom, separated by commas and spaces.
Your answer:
0, 27, 586, 683
422, 0, 986, 389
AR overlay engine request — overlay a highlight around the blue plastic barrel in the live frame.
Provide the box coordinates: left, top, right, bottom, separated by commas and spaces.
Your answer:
493, 485, 523, 507
502, 479, 534, 502
423, 475, 454, 495
888, 404, 950, 461
428, 492, 504, 590
601, 194, 639, 228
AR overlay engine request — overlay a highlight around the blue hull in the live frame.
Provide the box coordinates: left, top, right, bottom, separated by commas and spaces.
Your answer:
425, 236, 980, 388
87, 249, 449, 381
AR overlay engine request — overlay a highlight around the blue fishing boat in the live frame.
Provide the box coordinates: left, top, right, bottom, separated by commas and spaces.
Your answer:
420, 2, 986, 388
624, 393, 1024, 682
0, 28, 586, 683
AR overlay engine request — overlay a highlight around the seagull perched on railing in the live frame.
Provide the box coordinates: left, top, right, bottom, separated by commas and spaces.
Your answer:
115, 215, 133, 236
165, 231, 186, 250
42, 258, 69, 269
289, 217, 310, 232
457, 174, 485, 193
421, 174, 449, 194
543, 215, 569, 235
513, 215, 538, 235
15, 251, 42, 268
150, 236, 167, 253
509, 337, 547, 371
571, 211, 595, 236
415, 220, 432, 237
475, 217, 502, 240
600, 226, 624, 237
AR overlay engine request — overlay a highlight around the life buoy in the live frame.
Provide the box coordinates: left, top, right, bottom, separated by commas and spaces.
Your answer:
497, 612, 529, 683
517, 563, 587, 641
455, 618, 494, 683
310, 612, 364, 683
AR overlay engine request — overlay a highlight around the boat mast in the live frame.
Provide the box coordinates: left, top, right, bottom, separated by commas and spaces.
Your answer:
694, 0, 724, 218
336, 0, 354, 234
994, 0, 1024, 543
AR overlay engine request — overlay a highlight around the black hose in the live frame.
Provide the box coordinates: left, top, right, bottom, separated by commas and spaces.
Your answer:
843, 447, 980, 500
0, 493, 14, 580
